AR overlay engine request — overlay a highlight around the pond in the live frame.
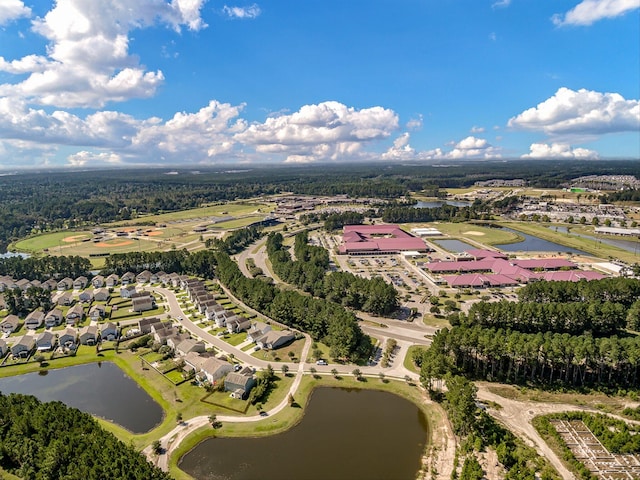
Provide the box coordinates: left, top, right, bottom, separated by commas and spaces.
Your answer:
433, 238, 475, 253
0, 362, 163, 433
415, 200, 471, 208
549, 226, 640, 254
179, 387, 428, 480
495, 227, 589, 255
0, 252, 30, 259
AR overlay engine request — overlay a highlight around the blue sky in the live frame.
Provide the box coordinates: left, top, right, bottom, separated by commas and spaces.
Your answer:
0, 0, 638, 168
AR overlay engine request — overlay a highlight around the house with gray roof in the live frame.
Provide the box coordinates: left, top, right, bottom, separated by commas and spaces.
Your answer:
224, 371, 256, 399
0, 315, 20, 334
256, 330, 295, 350
25, 310, 45, 330
79, 325, 98, 345
100, 322, 118, 342
57, 277, 73, 291
105, 274, 119, 287
11, 335, 35, 358
45, 308, 63, 328
91, 275, 105, 288
65, 304, 84, 325
89, 304, 106, 321
93, 288, 110, 302
73, 276, 88, 290
58, 328, 77, 350
36, 331, 56, 351
176, 338, 206, 356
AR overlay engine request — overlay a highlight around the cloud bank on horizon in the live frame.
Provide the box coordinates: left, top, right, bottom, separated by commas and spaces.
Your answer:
0, 0, 638, 168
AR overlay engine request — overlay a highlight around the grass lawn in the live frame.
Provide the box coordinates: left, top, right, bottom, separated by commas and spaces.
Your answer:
431, 222, 521, 245
210, 216, 265, 230
253, 338, 304, 363
221, 332, 247, 346
165, 369, 185, 384
404, 345, 426, 374
13, 230, 93, 252
422, 314, 451, 329
306, 341, 331, 362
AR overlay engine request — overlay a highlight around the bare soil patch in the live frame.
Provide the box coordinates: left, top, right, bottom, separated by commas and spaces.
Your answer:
62, 235, 89, 243
461, 230, 485, 236
146, 230, 164, 236
96, 240, 134, 247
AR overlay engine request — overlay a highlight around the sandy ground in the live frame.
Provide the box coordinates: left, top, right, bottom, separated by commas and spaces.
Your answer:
95, 240, 134, 247
62, 234, 88, 242
461, 231, 485, 236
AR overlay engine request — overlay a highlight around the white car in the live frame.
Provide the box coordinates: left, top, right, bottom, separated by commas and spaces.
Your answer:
316, 360, 328, 366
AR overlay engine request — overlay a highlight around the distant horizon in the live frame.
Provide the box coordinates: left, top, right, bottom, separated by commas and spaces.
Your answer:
0, 1, 638, 167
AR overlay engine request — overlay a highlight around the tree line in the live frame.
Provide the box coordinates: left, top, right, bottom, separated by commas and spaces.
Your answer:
299, 211, 368, 231
214, 251, 372, 361
100, 249, 217, 278
266, 231, 398, 316
3, 286, 52, 317
0, 392, 170, 480
518, 277, 640, 306
381, 203, 491, 224
460, 299, 627, 336
0, 255, 91, 282
204, 225, 263, 254
419, 325, 640, 389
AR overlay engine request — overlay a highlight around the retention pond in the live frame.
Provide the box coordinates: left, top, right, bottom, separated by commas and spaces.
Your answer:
179, 387, 429, 480
0, 362, 163, 433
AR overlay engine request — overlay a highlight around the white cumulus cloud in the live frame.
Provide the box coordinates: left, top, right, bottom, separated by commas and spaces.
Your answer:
237, 101, 398, 163
508, 87, 640, 136
223, 4, 261, 19
522, 142, 600, 159
0, 0, 31, 25
382, 134, 501, 161
552, 0, 640, 26
0, 0, 207, 108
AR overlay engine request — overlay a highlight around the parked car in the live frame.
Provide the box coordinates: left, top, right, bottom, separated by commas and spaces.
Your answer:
316, 360, 328, 366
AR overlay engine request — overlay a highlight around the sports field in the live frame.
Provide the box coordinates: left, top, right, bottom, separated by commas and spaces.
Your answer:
414, 222, 521, 245
14, 231, 93, 253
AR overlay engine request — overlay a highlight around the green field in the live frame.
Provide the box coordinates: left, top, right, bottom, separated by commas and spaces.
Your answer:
212, 215, 265, 229
14, 230, 93, 252
430, 222, 522, 245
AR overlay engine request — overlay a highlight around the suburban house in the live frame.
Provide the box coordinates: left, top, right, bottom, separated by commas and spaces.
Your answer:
0, 339, 7, 357
36, 331, 56, 351
41, 278, 59, 291
226, 314, 251, 334
132, 293, 155, 312
166, 332, 190, 350
16, 279, 32, 291
25, 310, 45, 330
58, 328, 77, 350
175, 338, 206, 356
45, 308, 63, 328
78, 290, 94, 303
247, 322, 272, 343
198, 298, 218, 315
0, 276, 15, 292
0, 315, 20, 334
55, 291, 74, 306
89, 304, 106, 321
120, 272, 136, 285
120, 285, 136, 298
91, 275, 105, 288
150, 271, 165, 283
138, 317, 163, 334
256, 330, 296, 350
57, 277, 73, 291
224, 369, 256, 399
11, 335, 35, 358
79, 325, 98, 345
207, 304, 227, 325
100, 322, 118, 342
105, 274, 119, 287
65, 304, 84, 325
136, 270, 152, 284
93, 288, 110, 302
73, 276, 88, 290
183, 353, 233, 384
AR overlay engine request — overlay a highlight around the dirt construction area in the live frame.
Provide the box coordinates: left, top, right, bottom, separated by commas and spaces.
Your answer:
552, 420, 640, 479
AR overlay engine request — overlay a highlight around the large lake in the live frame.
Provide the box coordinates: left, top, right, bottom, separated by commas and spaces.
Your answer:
179, 387, 428, 480
550, 226, 640, 254
0, 362, 163, 433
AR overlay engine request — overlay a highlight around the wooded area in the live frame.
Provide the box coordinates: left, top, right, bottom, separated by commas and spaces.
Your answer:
0, 393, 170, 480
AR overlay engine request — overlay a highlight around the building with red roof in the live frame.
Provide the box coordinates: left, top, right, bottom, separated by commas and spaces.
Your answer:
339, 224, 430, 255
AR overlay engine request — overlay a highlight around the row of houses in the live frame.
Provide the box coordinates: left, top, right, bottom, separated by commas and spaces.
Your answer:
181, 278, 295, 348
0, 269, 169, 295
1, 322, 119, 359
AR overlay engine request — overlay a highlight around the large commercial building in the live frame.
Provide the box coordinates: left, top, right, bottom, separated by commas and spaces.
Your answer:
339, 224, 430, 255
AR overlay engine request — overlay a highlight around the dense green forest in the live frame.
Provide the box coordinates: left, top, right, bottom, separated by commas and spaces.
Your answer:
2, 160, 638, 252
101, 249, 216, 277
0, 393, 170, 480
214, 251, 372, 361
266, 231, 399, 315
